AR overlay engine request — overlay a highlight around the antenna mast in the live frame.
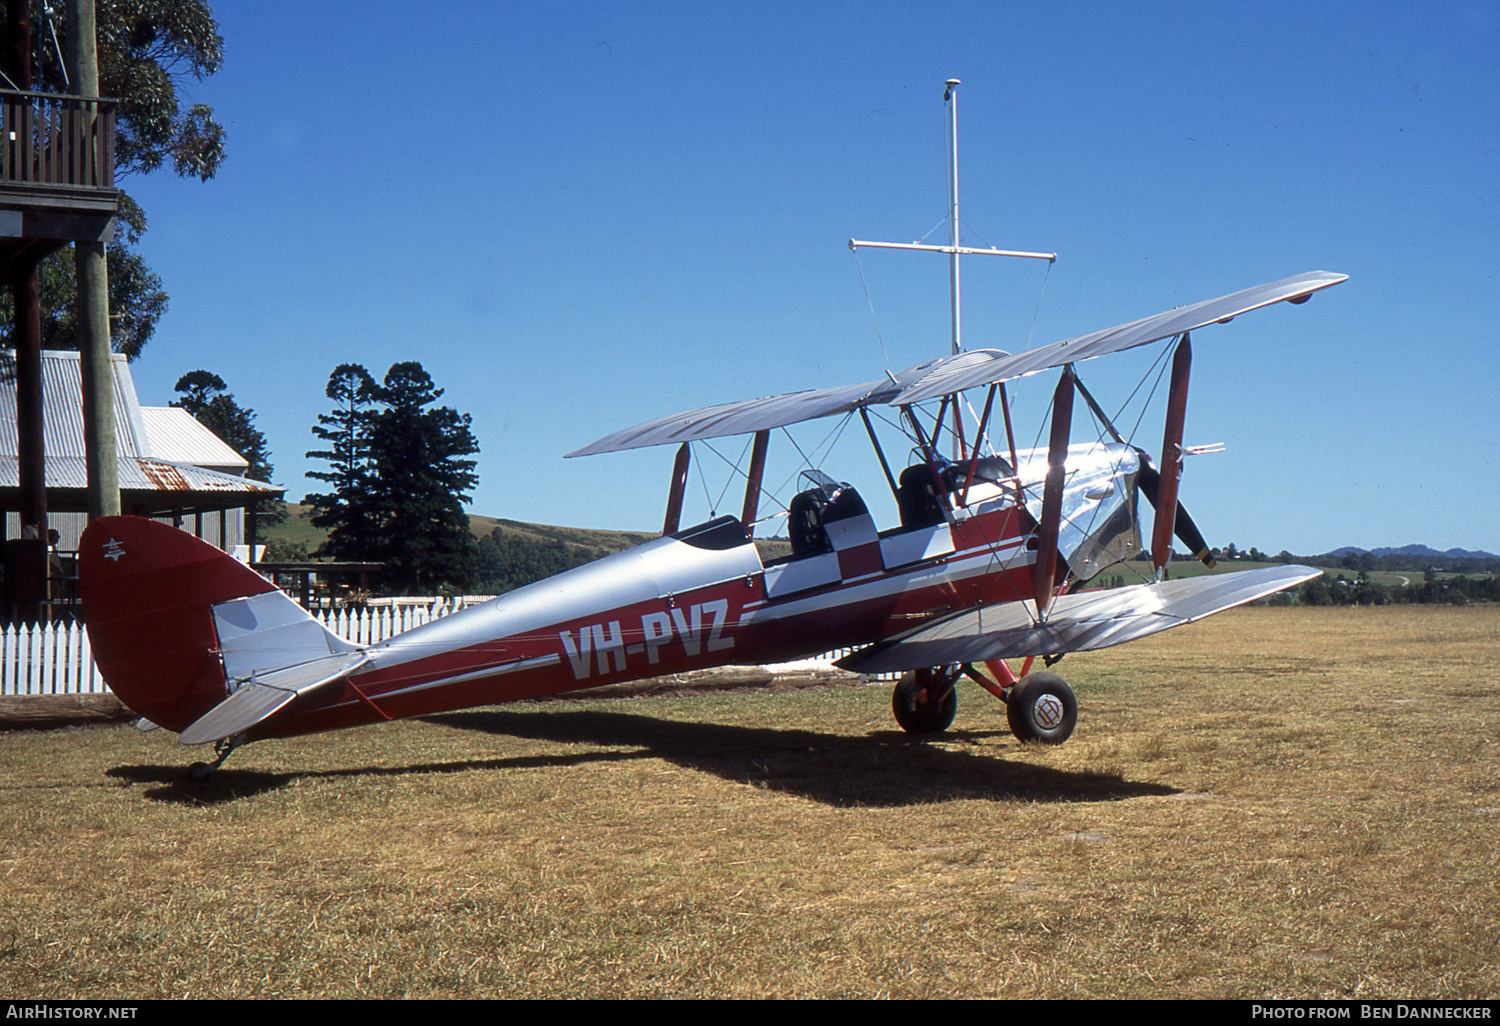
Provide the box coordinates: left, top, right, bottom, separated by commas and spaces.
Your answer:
848, 79, 1057, 340
946, 78, 961, 357
847, 79, 1059, 458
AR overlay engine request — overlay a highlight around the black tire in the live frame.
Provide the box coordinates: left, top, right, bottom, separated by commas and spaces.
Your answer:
1006, 671, 1077, 744
892, 667, 958, 735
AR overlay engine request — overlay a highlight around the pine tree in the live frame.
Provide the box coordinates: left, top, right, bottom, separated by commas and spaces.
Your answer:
304, 361, 480, 593
172, 369, 272, 482
304, 363, 379, 561
365, 362, 479, 593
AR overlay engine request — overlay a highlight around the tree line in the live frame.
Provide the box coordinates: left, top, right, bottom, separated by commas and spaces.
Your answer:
1292, 570, 1500, 607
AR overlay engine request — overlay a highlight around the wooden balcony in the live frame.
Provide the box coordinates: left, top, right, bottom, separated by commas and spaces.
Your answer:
0, 89, 119, 268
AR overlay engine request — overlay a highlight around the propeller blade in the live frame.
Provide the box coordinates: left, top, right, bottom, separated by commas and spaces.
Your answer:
1138, 461, 1216, 568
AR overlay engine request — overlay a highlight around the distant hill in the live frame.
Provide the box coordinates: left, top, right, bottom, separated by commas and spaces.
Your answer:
263, 504, 655, 560
260, 506, 791, 592
1328, 544, 1500, 562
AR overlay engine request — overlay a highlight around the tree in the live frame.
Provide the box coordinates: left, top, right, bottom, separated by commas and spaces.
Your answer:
366, 362, 479, 593
305, 361, 480, 594
171, 369, 272, 482
304, 363, 380, 562
0, 0, 225, 357
0, 214, 168, 357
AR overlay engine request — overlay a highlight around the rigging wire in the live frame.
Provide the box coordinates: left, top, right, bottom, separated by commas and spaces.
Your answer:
713, 435, 753, 513
771, 412, 856, 499
851, 249, 894, 373
691, 442, 715, 516
1121, 338, 1178, 451
1026, 259, 1053, 350
915, 215, 949, 245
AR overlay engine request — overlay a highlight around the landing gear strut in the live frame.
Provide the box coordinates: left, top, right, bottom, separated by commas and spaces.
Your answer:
892, 666, 959, 735
186, 737, 241, 781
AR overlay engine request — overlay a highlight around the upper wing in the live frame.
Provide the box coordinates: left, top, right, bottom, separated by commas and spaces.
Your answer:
568, 271, 1345, 456
837, 565, 1321, 672
891, 271, 1346, 404
566, 356, 948, 457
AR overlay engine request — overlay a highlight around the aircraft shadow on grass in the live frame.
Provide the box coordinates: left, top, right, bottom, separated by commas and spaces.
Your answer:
429, 707, 1179, 807
105, 708, 1178, 807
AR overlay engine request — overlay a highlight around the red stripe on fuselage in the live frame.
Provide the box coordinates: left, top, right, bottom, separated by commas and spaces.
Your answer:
251, 504, 1035, 740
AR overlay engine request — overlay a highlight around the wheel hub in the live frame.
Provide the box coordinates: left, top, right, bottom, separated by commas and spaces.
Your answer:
1032, 693, 1065, 730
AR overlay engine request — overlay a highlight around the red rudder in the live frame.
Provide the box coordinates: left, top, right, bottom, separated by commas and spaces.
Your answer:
79, 517, 278, 733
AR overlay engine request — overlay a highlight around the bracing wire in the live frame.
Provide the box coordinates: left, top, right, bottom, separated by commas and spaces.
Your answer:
852, 249, 894, 372
915, 215, 949, 245
1121, 338, 1178, 450
1026, 260, 1053, 350
42, 5, 68, 87
706, 435, 751, 515
691, 442, 715, 515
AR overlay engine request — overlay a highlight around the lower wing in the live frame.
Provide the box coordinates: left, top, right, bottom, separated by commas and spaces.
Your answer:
838, 565, 1321, 673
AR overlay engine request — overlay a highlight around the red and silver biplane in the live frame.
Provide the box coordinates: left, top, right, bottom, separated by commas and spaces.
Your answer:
79, 86, 1345, 778
79, 268, 1342, 777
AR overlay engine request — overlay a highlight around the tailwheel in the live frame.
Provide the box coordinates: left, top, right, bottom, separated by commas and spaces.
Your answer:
186, 737, 240, 781
892, 666, 959, 735
1005, 671, 1077, 745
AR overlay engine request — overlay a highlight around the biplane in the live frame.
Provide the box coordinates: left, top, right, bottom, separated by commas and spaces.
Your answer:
79, 268, 1343, 777
79, 85, 1345, 777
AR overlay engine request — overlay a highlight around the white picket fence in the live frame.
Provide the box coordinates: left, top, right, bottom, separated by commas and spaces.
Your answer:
0, 599, 467, 697
1, 601, 886, 697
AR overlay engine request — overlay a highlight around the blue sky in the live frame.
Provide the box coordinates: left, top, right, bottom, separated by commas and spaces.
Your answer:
120, 1, 1498, 555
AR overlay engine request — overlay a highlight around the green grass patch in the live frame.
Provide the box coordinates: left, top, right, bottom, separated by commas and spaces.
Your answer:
3, 606, 1499, 998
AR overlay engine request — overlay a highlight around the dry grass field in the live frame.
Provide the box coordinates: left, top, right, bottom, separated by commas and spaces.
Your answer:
1, 605, 1497, 999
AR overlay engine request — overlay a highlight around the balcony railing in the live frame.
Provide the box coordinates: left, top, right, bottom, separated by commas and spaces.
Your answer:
1, 89, 116, 191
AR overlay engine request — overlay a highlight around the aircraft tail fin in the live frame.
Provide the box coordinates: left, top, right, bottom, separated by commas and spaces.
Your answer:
80, 516, 363, 740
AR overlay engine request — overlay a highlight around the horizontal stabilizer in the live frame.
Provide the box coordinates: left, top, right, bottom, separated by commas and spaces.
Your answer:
213, 590, 362, 684
177, 584, 372, 744
178, 650, 369, 746
838, 565, 1321, 673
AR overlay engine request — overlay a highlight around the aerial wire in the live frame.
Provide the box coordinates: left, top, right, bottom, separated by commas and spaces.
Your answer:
852, 249, 894, 372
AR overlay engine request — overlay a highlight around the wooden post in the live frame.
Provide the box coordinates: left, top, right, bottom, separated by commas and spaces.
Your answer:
68, 0, 119, 521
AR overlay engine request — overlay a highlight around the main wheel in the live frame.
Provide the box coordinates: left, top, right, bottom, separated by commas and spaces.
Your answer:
892, 667, 958, 735
1006, 671, 1077, 744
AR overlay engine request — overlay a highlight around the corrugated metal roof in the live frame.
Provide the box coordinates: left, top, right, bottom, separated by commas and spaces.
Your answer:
0, 350, 149, 458
0, 350, 278, 511
0, 454, 276, 493
139, 407, 248, 474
